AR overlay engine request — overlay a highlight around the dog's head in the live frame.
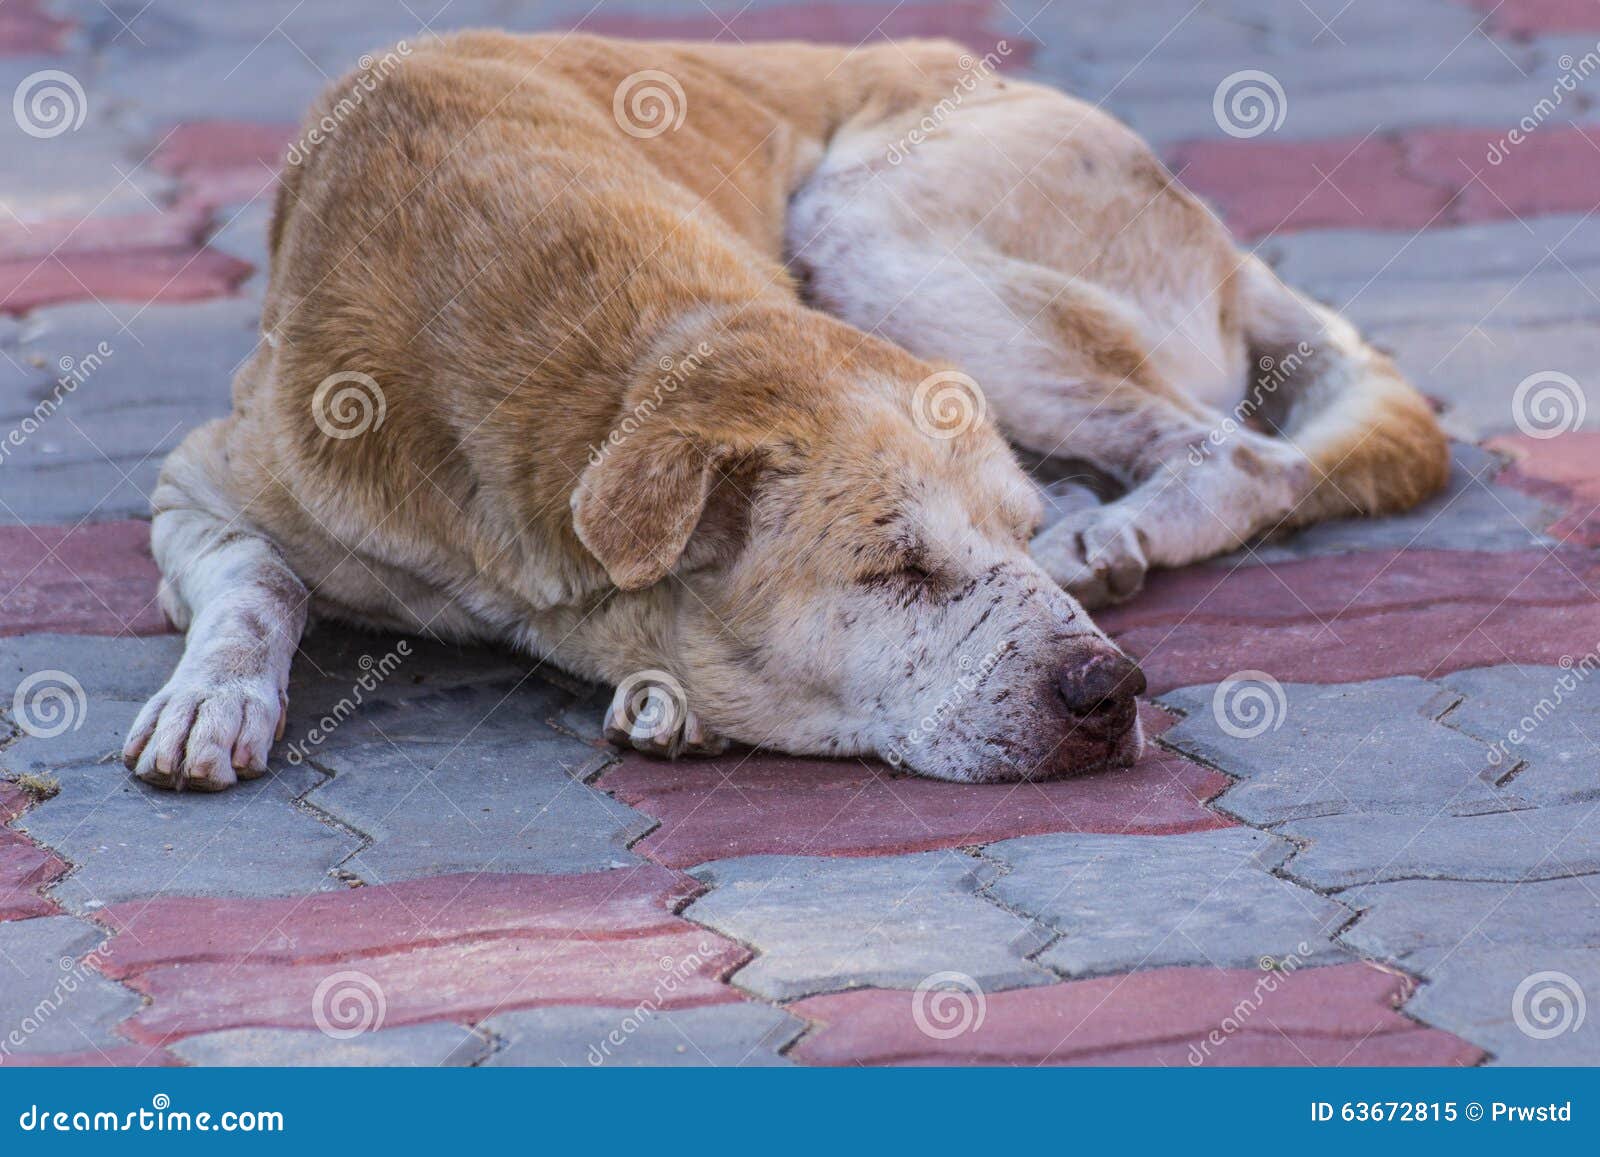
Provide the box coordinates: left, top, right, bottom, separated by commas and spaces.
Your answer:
572, 326, 1143, 783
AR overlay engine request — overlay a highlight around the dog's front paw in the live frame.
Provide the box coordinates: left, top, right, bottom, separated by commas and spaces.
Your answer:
1032, 508, 1149, 609
122, 652, 287, 792
603, 674, 728, 759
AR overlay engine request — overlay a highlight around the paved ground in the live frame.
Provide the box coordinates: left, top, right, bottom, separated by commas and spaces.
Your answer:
2, 0, 1599, 1066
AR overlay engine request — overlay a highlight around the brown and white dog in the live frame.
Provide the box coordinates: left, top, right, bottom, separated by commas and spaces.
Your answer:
122, 32, 1447, 790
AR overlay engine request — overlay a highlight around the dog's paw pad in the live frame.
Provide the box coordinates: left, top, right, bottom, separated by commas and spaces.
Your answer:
603, 679, 727, 759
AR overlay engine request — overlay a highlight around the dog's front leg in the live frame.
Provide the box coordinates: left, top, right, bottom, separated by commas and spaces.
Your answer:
123, 496, 307, 791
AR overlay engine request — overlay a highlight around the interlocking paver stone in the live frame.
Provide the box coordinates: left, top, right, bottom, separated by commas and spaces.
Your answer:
985, 829, 1350, 975
1489, 432, 1600, 547
0, 781, 66, 919
96, 867, 746, 1043
1405, 946, 1600, 1065
482, 1004, 804, 1067
789, 962, 1483, 1066
0, 522, 168, 635
171, 1024, 489, 1067
18, 755, 357, 909
306, 736, 639, 880
601, 705, 1229, 867
1284, 802, 1600, 890
0, 916, 141, 1059
1160, 677, 1514, 822
684, 852, 1054, 1000
1343, 876, 1600, 971
1438, 664, 1600, 806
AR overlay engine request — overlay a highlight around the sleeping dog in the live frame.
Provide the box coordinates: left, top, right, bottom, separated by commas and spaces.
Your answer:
122, 32, 1447, 789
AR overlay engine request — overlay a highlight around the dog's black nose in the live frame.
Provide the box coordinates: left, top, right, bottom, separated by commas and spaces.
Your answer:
1058, 649, 1145, 719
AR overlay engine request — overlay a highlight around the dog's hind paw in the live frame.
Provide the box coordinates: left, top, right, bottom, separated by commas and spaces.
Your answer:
1032, 507, 1149, 610
603, 674, 728, 759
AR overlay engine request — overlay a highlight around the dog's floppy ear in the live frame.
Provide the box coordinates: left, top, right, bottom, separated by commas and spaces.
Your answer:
571, 433, 732, 590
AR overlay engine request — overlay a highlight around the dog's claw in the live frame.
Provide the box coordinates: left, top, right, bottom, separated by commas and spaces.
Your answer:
1032, 507, 1149, 610
603, 683, 728, 759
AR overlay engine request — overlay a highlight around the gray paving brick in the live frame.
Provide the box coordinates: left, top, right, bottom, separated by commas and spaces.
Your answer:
481, 1004, 803, 1067
1438, 665, 1600, 807
1160, 677, 1517, 823
684, 853, 1053, 1001
17, 756, 357, 909
1405, 947, 1600, 1066
1267, 217, 1600, 294
0, 916, 140, 1058
171, 1023, 488, 1066
1282, 802, 1600, 890
0, 113, 174, 224
95, 40, 326, 129
1342, 876, 1600, 971
1221, 444, 1557, 565
985, 828, 1350, 975
1378, 319, 1600, 439
306, 737, 639, 881
5, 300, 259, 524
0, 634, 183, 703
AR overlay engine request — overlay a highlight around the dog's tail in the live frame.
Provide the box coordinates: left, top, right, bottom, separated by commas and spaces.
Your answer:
1232, 256, 1449, 529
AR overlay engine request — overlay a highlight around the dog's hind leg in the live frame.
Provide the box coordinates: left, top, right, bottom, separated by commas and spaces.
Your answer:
122, 421, 308, 791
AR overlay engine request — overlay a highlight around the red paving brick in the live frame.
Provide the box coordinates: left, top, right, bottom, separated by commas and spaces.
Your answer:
1167, 135, 1447, 239
152, 122, 296, 211
1489, 432, 1600, 547
0, 209, 209, 263
0, 523, 170, 637
1100, 549, 1600, 692
600, 705, 1230, 868
1460, 0, 1600, 35
0, 248, 252, 314
93, 868, 747, 1043
580, 0, 1033, 66
0, 0, 72, 54
0, 1046, 177, 1067
790, 962, 1485, 1065
0, 782, 65, 921
1170, 124, 1600, 238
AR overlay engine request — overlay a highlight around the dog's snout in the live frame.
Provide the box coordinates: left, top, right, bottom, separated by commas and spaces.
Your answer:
1057, 648, 1145, 720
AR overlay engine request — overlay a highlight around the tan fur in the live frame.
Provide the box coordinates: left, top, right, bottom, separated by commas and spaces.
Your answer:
129, 31, 1444, 789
